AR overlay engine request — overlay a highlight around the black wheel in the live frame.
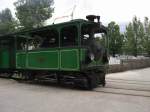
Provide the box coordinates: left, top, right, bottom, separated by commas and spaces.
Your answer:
74, 76, 88, 89
73, 74, 98, 90
8, 73, 13, 78
56, 74, 62, 84
99, 72, 106, 87
27, 72, 35, 80
14, 72, 35, 81
86, 73, 99, 90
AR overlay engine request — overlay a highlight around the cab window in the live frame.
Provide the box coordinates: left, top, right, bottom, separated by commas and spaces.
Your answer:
61, 25, 78, 47
81, 24, 107, 47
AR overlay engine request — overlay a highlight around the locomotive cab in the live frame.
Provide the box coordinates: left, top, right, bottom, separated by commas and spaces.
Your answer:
80, 15, 108, 71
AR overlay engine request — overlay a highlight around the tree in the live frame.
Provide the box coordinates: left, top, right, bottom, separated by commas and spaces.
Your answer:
0, 8, 16, 35
107, 21, 123, 56
143, 17, 150, 55
137, 20, 145, 54
124, 16, 145, 56
124, 23, 136, 55
14, 0, 54, 29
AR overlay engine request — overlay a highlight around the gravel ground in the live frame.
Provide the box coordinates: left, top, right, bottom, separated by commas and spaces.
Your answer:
0, 68, 150, 112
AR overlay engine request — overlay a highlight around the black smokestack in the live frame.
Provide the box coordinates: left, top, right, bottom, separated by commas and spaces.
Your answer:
86, 15, 97, 22
86, 15, 100, 23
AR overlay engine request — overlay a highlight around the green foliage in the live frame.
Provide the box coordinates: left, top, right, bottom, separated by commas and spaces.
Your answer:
123, 23, 134, 54
14, 0, 54, 29
107, 21, 123, 56
143, 17, 150, 55
0, 8, 16, 35
124, 16, 148, 56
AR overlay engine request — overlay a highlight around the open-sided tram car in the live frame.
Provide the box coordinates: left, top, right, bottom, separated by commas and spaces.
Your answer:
0, 15, 109, 89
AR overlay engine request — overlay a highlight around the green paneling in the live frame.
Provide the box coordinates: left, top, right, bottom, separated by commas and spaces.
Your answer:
80, 48, 86, 62
60, 49, 79, 71
0, 50, 10, 68
16, 52, 26, 69
16, 48, 80, 71
27, 50, 59, 70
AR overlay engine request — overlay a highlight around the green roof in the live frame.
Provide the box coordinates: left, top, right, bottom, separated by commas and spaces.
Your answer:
0, 18, 106, 38
0, 19, 89, 38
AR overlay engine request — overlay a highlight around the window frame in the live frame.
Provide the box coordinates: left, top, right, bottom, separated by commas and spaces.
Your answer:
60, 25, 79, 47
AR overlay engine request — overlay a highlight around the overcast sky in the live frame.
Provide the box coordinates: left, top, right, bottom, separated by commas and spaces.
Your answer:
0, 0, 150, 25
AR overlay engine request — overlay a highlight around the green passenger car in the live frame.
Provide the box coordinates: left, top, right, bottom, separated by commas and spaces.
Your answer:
0, 15, 109, 89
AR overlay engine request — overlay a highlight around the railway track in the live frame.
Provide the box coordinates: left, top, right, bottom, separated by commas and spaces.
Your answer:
94, 78, 150, 98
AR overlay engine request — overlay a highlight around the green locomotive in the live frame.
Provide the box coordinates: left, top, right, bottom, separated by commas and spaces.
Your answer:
0, 15, 109, 89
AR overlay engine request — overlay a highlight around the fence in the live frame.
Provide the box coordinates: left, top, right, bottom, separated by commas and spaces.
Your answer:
108, 58, 150, 73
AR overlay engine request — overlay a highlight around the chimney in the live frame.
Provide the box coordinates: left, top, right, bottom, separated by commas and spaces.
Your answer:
86, 15, 100, 23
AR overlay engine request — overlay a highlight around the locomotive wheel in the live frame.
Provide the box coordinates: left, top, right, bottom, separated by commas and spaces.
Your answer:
8, 73, 13, 78
12, 73, 25, 81
23, 72, 35, 81
56, 74, 63, 84
99, 72, 106, 87
13, 72, 35, 81
86, 73, 99, 90
0, 73, 13, 78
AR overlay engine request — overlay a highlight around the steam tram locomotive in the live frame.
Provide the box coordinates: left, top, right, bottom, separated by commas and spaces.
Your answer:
0, 15, 109, 89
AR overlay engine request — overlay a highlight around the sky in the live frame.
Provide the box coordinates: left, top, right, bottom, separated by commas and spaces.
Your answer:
0, 0, 150, 26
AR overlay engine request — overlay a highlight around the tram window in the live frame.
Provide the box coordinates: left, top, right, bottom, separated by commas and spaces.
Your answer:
61, 26, 78, 47
82, 34, 90, 43
17, 38, 27, 50
28, 35, 42, 50
0, 40, 10, 48
81, 24, 91, 45
29, 29, 59, 49
40, 29, 59, 48
94, 33, 106, 47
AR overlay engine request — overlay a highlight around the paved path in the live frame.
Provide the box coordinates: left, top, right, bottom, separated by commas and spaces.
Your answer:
0, 68, 150, 112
